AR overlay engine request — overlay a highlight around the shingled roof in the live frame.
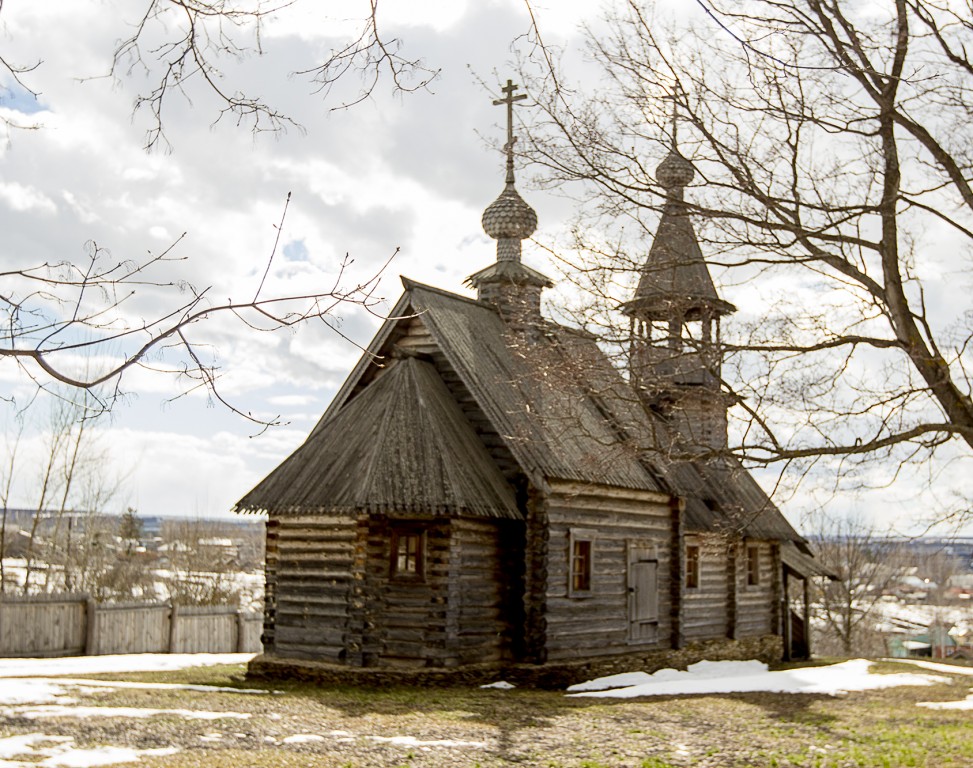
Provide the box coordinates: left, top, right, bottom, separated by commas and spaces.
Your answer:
235, 355, 519, 519
400, 280, 666, 495
622, 197, 736, 320
671, 459, 805, 544
553, 325, 806, 546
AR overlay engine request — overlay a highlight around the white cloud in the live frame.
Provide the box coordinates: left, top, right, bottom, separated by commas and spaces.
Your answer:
0, 181, 57, 214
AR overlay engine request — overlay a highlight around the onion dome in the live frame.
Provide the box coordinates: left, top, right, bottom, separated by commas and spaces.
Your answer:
656, 149, 695, 190
482, 184, 538, 241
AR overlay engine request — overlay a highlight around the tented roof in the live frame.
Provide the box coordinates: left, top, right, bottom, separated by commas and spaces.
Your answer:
622, 199, 736, 320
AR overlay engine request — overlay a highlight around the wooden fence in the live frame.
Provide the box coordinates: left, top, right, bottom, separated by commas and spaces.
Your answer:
0, 594, 262, 657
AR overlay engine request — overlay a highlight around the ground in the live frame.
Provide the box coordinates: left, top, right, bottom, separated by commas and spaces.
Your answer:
1, 655, 972, 767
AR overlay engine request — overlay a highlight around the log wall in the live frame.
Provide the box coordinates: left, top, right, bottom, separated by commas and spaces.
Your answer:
682, 533, 730, 642
269, 515, 356, 661
262, 518, 279, 652
734, 539, 777, 638
543, 482, 673, 661
359, 518, 452, 667
449, 518, 519, 665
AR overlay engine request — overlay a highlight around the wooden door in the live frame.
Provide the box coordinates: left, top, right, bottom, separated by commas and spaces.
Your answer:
628, 545, 659, 642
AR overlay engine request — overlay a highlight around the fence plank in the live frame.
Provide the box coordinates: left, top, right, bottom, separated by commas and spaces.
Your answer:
0, 598, 86, 657
0, 595, 261, 657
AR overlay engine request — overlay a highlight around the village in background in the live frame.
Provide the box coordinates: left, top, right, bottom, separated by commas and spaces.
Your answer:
0, 509, 264, 610
0, 507, 971, 661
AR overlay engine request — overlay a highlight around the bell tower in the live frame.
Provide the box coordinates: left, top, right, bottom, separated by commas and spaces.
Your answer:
621, 137, 736, 453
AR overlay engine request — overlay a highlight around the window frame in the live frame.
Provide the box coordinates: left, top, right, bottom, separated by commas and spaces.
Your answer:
390, 526, 426, 581
568, 529, 596, 598
685, 543, 701, 590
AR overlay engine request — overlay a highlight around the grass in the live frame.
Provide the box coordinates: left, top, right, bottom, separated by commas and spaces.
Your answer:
6, 660, 973, 767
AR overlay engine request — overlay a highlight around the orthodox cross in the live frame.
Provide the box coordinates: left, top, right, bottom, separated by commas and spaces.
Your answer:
493, 79, 527, 184
661, 82, 690, 150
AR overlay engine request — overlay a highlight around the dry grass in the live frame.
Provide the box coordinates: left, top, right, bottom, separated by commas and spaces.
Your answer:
2, 660, 972, 767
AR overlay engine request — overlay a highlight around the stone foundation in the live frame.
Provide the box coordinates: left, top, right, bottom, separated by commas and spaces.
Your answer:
246, 635, 782, 690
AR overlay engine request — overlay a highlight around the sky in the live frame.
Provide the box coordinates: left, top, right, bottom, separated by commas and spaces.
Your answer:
0, 0, 602, 522
0, 0, 969, 535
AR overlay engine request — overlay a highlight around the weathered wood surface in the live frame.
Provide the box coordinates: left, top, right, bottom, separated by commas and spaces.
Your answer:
735, 540, 776, 638
0, 594, 86, 657
682, 534, 730, 642
0, 596, 261, 658
279, 515, 523, 669
270, 515, 355, 662
543, 484, 672, 661
263, 517, 279, 652
91, 602, 169, 655
172, 606, 261, 654
448, 518, 513, 665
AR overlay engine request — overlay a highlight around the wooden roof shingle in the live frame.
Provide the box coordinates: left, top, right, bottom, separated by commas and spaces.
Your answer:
234, 355, 519, 519
622, 199, 736, 320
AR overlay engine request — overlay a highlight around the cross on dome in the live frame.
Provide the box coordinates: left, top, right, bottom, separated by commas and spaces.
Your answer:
657, 84, 695, 192
481, 79, 537, 250
493, 79, 528, 186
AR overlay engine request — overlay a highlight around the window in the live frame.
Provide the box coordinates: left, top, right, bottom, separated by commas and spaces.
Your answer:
390, 528, 424, 579
569, 530, 595, 597
686, 544, 700, 589
747, 545, 760, 586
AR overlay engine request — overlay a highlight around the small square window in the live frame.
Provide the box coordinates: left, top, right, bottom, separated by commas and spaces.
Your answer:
391, 528, 424, 579
686, 544, 700, 589
747, 545, 760, 586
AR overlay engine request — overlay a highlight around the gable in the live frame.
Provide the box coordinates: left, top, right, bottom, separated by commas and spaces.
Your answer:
235, 355, 519, 519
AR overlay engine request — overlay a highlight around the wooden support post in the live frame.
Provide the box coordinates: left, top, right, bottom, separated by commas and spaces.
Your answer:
782, 570, 792, 661
523, 490, 549, 664
236, 610, 247, 653
803, 576, 811, 659
669, 497, 684, 650
168, 603, 179, 654
84, 597, 98, 656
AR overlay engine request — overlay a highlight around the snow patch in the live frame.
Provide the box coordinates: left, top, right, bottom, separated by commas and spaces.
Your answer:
918, 691, 973, 710
281, 734, 326, 744
0, 679, 76, 706
40, 746, 179, 767
569, 659, 946, 698
886, 659, 973, 676
479, 680, 515, 689
0, 734, 176, 767
3, 704, 252, 720
368, 735, 488, 749
43, 678, 274, 695
0, 653, 254, 679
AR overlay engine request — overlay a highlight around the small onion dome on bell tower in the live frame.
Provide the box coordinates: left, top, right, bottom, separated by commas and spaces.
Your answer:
655, 148, 695, 193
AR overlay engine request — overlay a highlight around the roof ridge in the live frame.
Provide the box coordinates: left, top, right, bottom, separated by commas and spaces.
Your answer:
401, 276, 489, 308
